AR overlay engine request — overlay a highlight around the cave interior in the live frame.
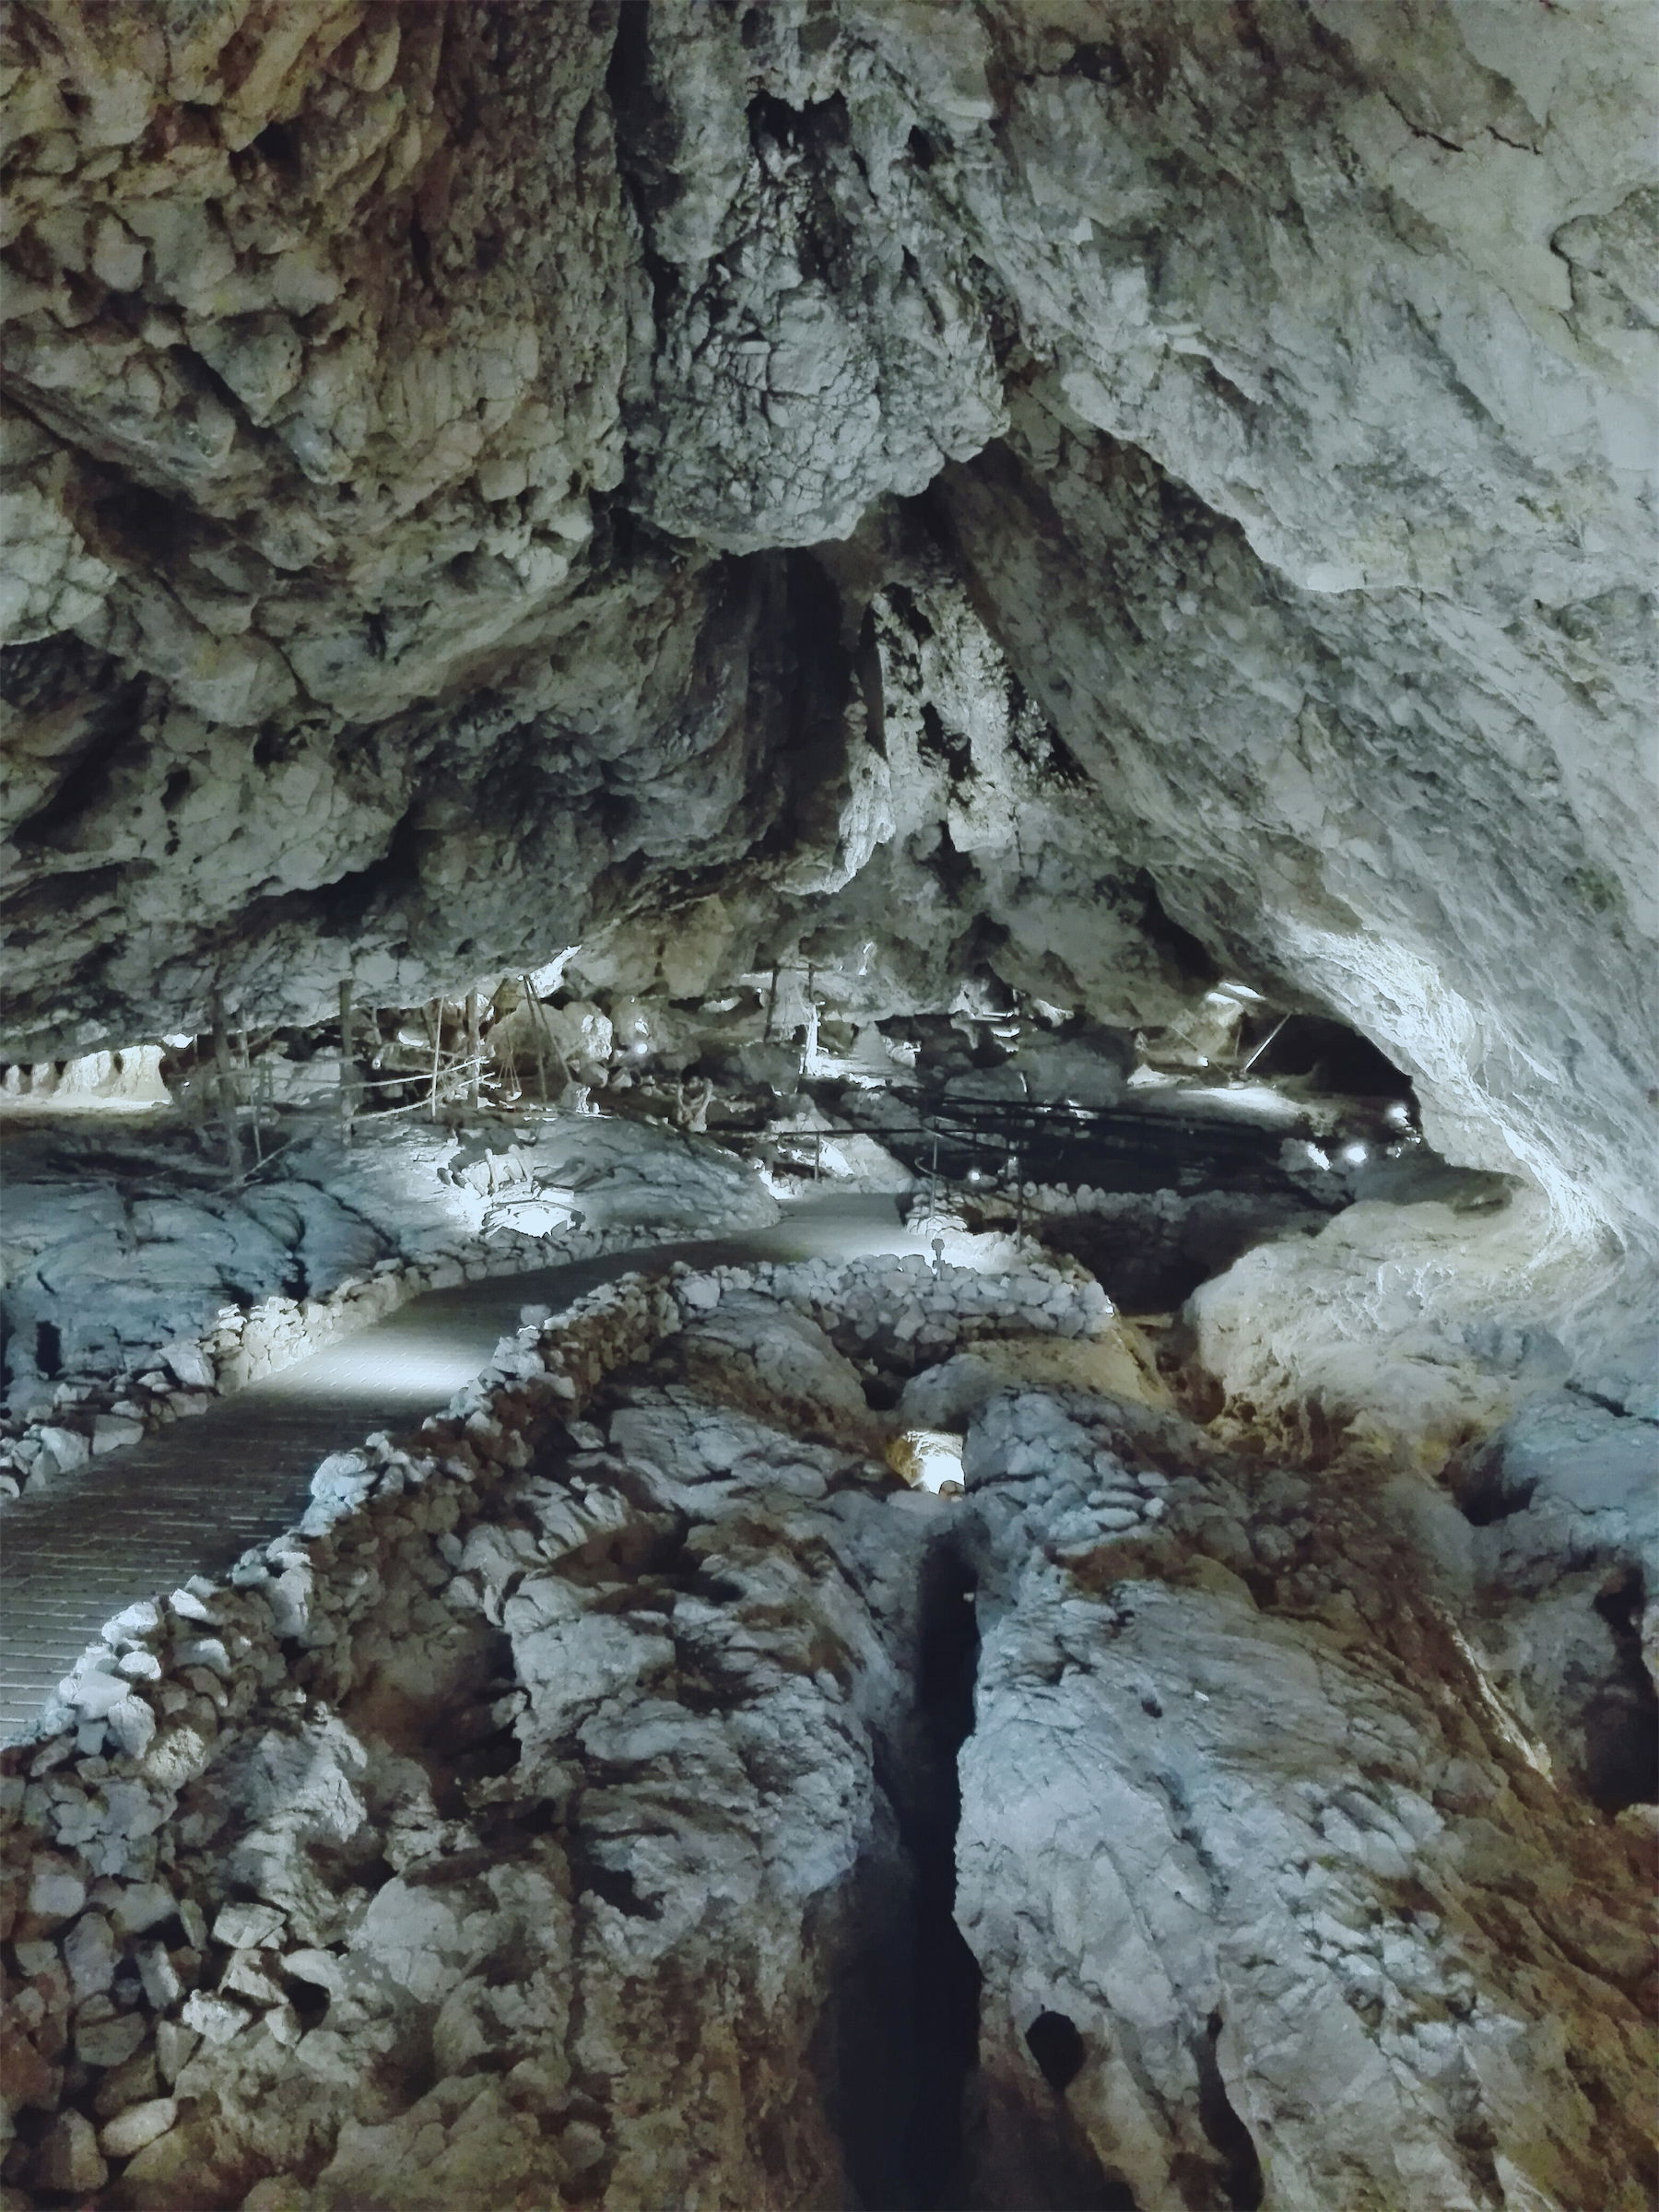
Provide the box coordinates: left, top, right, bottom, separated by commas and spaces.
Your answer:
0, 3, 1654, 2209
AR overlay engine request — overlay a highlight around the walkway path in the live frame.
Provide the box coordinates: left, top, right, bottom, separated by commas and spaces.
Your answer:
0, 1193, 925, 1738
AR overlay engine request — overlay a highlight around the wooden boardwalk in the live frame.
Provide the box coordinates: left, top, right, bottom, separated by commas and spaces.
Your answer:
0, 1195, 917, 1737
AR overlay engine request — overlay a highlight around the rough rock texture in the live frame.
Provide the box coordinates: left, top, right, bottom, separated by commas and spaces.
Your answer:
958, 1382, 1654, 2211
4, 10, 1656, 2203
0, 1253, 1102, 2206
3, 1259, 1651, 2209
4, 0, 1653, 1266
1186, 1183, 1656, 1455
1450, 1388, 1658, 1810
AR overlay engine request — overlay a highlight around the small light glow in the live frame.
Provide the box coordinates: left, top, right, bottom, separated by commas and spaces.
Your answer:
1340, 1141, 1370, 1167
290, 1335, 487, 1398
886, 1430, 966, 1496
1384, 1101, 1413, 1128
1304, 1143, 1331, 1171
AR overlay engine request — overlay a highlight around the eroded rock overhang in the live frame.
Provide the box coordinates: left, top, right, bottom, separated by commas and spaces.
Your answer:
2, 0, 1653, 1248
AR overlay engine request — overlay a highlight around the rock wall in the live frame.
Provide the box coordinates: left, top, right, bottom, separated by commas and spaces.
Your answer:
0, 1250, 1104, 2206
4, 0, 1653, 1268
958, 1383, 1654, 2211
0, 1110, 776, 1488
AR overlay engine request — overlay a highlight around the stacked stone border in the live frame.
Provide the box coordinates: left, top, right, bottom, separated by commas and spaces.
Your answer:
1, 1207, 745, 1500
0, 1249, 1107, 2200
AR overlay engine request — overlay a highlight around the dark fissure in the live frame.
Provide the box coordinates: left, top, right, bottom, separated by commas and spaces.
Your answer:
831, 1535, 983, 2212
902, 1540, 983, 2212
1192, 2012, 1265, 2210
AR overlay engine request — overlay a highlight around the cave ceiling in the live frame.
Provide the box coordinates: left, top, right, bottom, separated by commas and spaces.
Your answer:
1, 0, 1653, 1238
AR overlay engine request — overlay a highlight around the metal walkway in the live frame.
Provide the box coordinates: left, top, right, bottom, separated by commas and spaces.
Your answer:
0, 1194, 923, 1738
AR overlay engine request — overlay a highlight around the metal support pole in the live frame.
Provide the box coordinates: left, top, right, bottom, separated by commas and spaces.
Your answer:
523, 976, 548, 1105
210, 990, 242, 1179
465, 989, 480, 1111
1240, 1013, 1289, 1077
429, 999, 443, 1120
339, 979, 356, 1148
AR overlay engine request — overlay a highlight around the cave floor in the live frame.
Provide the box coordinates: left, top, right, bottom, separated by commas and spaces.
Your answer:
0, 1192, 927, 1739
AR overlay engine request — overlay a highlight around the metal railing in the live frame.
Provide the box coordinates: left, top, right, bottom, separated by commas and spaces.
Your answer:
773, 1083, 1327, 1204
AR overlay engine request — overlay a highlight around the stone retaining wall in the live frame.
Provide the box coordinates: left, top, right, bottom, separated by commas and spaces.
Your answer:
4, 1215, 702, 1500
0, 1250, 1104, 2201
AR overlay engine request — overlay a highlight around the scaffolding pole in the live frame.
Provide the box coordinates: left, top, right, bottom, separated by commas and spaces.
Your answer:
210, 989, 242, 1179
339, 980, 357, 1148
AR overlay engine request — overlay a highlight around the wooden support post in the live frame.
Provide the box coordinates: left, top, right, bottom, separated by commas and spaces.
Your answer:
240, 1026, 263, 1165
429, 999, 443, 1120
210, 990, 242, 1179
339, 979, 356, 1148
501, 1000, 519, 1102
465, 989, 480, 1111
523, 977, 548, 1105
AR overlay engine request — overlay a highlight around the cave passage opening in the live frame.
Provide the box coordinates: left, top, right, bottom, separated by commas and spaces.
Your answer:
1025, 2009, 1087, 2092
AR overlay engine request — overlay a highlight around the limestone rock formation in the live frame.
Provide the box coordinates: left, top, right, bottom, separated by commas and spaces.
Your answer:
3, 1260, 1650, 2209
958, 1382, 1653, 2210
4, 0, 1653, 1248
3, 6, 1655, 2208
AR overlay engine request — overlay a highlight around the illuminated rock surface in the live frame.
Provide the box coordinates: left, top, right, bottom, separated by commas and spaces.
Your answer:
2, 5, 1654, 2206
